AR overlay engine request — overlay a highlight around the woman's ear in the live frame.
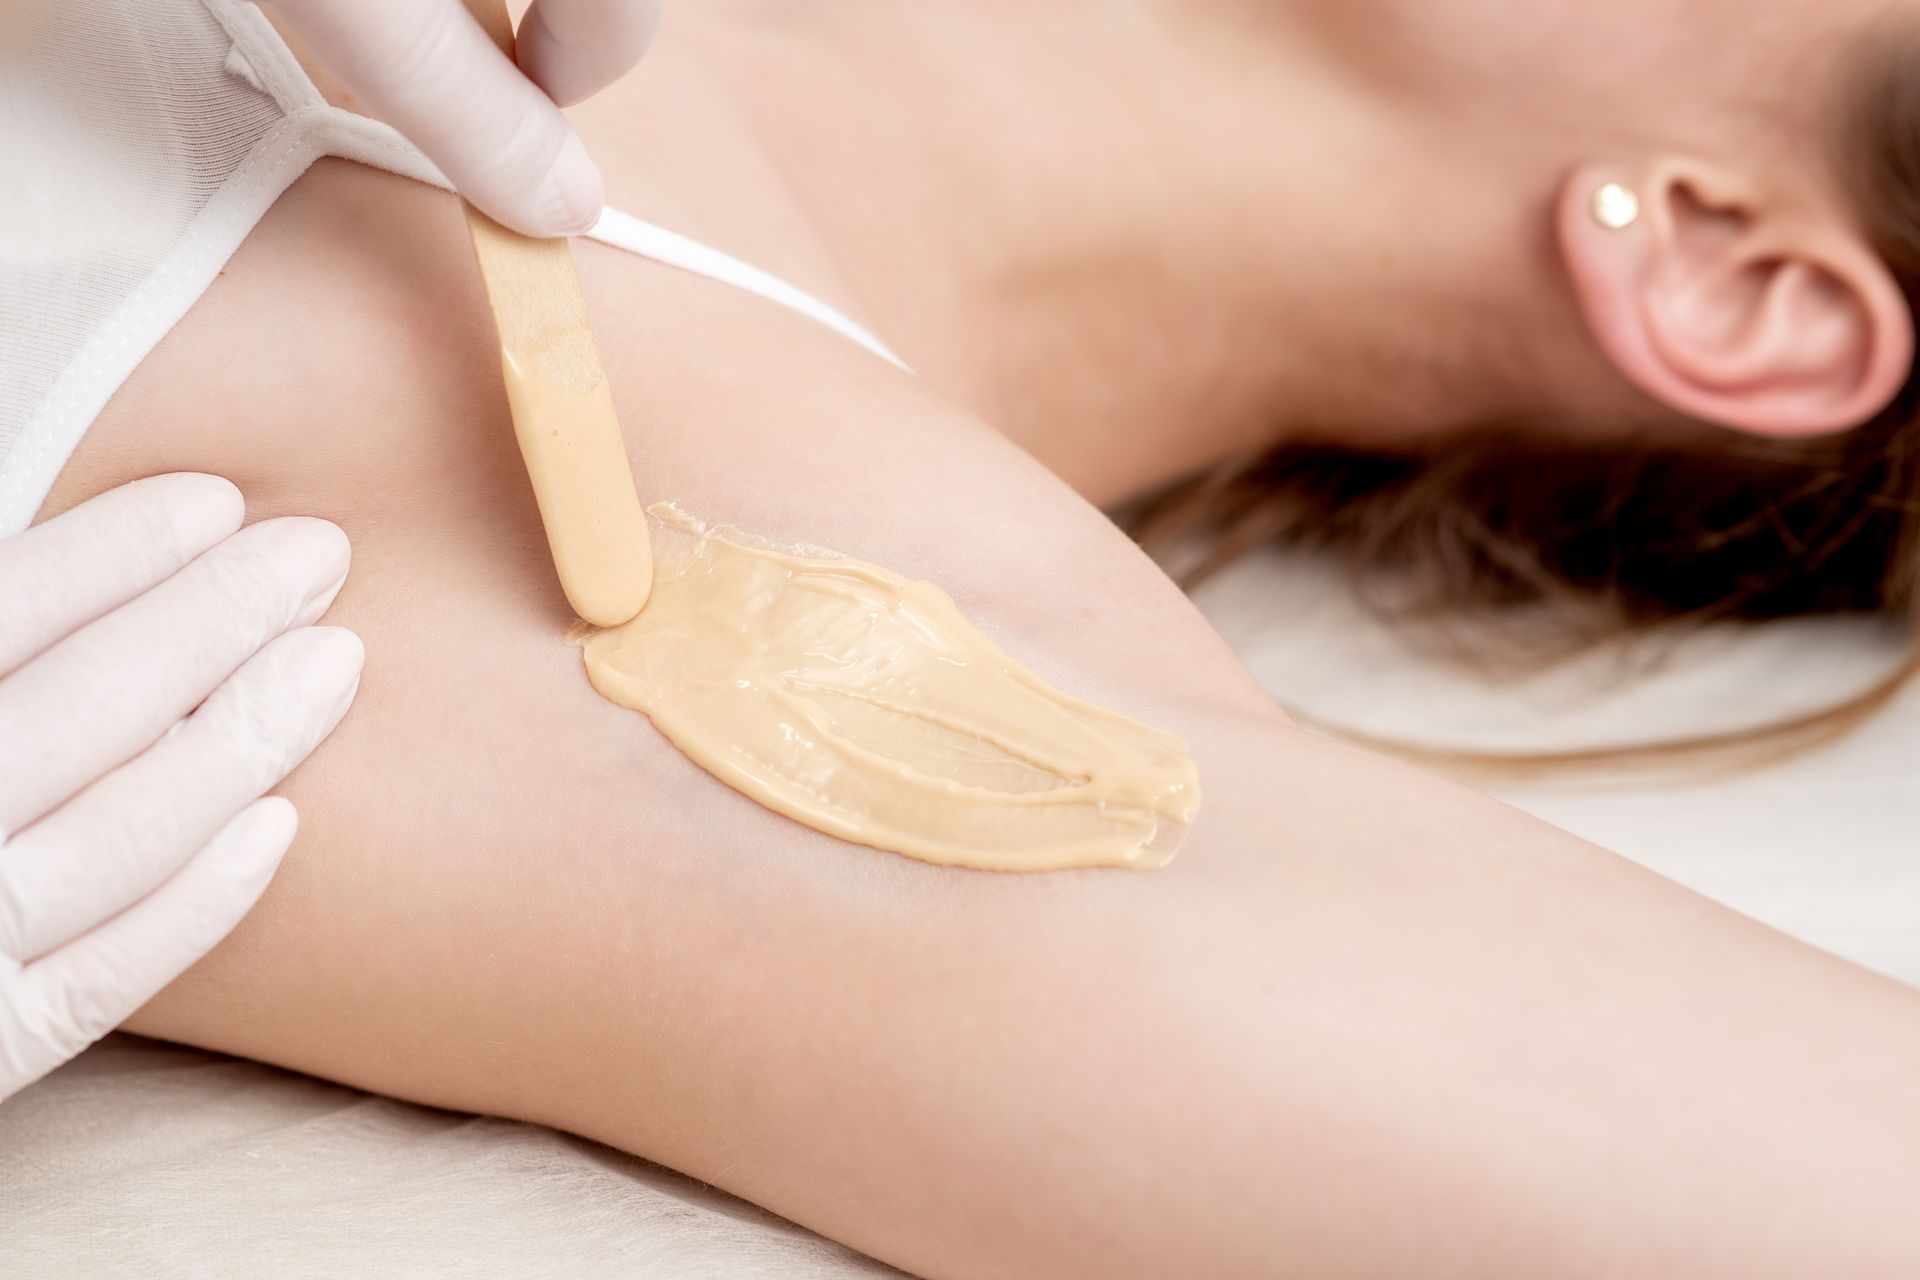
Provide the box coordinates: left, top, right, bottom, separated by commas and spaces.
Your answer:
1557, 160, 1913, 437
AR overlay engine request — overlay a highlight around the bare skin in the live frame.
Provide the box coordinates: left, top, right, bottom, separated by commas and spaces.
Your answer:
38, 4, 1920, 1277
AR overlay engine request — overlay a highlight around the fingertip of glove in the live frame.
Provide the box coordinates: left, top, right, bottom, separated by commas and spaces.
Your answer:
273, 624, 366, 708
300, 626, 367, 734
244, 794, 300, 842
184, 799, 299, 916
154, 473, 245, 554
243, 626, 366, 750
304, 625, 367, 678
255, 517, 353, 623
274, 516, 353, 582
224, 796, 300, 879
529, 130, 604, 237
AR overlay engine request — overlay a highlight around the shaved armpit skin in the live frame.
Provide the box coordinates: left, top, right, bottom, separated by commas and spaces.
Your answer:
576, 505, 1202, 872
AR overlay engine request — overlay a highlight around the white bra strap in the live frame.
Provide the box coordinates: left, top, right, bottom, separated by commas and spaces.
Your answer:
318, 112, 911, 372
587, 208, 909, 372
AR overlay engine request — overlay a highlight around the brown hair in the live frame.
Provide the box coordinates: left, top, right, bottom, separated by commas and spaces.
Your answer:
1135, 42, 1920, 776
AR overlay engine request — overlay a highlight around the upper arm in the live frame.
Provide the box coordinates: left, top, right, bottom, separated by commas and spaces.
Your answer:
72, 159, 1920, 1280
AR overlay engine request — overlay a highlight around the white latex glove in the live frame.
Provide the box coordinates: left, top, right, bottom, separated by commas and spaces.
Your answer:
265, 0, 666, 237
0, 474, 363, 1103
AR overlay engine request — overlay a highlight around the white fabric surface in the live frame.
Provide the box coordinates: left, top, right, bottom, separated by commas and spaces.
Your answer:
1195, 548, 1920, 987
0, 1039, 907, 1279
0, 0, 286, 532
3, 545, 1916, 1275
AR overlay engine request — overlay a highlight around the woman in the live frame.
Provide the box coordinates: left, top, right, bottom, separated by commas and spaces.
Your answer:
10, 1, 1920, 1275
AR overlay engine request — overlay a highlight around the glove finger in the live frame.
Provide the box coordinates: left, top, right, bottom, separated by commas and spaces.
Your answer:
518, 0, 664, 107
0, 516, 350, 838
0, 797, 294, 1103
271, 0, 603, 237
0, 474, 243, 679
0, 627, 361, 965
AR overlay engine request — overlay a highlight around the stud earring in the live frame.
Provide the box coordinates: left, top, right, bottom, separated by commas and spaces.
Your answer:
1591, 181, 1641, 230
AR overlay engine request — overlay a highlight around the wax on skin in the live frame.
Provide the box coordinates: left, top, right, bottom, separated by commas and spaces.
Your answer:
576, 506, 1201, 872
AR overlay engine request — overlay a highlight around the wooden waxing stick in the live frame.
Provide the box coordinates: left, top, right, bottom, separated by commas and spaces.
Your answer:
460, 0, 651, 627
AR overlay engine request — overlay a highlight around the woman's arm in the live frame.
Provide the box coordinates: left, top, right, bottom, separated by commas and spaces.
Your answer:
51, 159, 1920, 1279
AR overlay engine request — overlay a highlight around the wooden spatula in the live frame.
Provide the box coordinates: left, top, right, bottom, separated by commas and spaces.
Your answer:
460, 0, 651, 627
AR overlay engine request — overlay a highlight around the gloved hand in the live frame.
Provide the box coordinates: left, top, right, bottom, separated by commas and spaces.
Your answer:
265, 0, 666, 237
0, 474, 363, 1103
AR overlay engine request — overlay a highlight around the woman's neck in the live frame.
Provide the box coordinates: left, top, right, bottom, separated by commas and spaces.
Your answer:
284, 0, 1566, 506
292, 1, 1569, 505
675, 1, 1561, 503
